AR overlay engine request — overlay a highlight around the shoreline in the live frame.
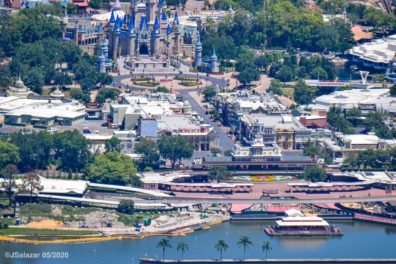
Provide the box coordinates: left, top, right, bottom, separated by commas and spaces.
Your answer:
0, 220, 224, 245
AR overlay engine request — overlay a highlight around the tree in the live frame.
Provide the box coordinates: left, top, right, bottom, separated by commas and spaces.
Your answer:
391, 85, 396, 97
294, 79, 317, 105
209, 166, 230, 182
210, 148, 221, 156
237, 67, 259, 86
89, 0, 102, 9
177, 241, 189, 260
157, 238, 172, 260
87, 151, 140, 186
302, 166, 326, 182
202, 86, 216, 101
117, 200, 134, 214
327, 106, 355, 134
0, 140, 20, 169
105, 136, 121, 153
53, 131, 92, 172
157, 135, 194, 169
10, 131, 53, 172
134, 138, 160, 171
21, 172, 43, 202
345, 107, 362, 126
237, 236, 253, 259
215, 239, 229, 260
268, 79, 283, 95
1, 164, 19, 205
262, 241, 272, 259
275, 65, 295, 83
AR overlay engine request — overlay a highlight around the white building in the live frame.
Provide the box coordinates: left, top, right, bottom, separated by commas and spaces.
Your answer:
349, 35, 396, 70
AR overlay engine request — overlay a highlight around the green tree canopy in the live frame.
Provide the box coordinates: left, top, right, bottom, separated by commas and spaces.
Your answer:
105, 136, 121, 153
0, 140, 20, 169
157, 135, 194, 168
209, 166, 230, 182
294, 79, 317, 104
302, 166, 327, 182
134, 138, 160, 171
117, 199, 135, 214
87, 151, 140, 186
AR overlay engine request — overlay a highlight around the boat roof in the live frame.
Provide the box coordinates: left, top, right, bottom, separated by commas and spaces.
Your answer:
276, 216, 330, 227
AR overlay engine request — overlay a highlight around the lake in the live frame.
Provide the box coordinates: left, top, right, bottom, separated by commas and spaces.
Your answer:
1, 220, 395, 264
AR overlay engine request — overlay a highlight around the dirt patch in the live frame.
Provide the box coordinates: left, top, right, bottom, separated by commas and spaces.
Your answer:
65, 211, 125, 229
25, 220, 63, 229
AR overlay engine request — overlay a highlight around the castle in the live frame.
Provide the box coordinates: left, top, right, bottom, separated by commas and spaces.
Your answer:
99, 0, 207, 72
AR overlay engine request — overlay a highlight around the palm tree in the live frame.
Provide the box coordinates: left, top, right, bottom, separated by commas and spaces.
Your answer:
177, 241, 189, 260
157, 238, 172, 260
237, 236, 253, 259
215, 240, 229, 260
262, 240, 272, 260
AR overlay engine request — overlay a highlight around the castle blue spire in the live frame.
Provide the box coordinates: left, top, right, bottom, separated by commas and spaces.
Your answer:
153, 16, 160, 29
123, 14, 127, 24
139, 16, 148, 31
128, 15, 135, 28
166, 24, 172, 34
161, 10, 167, 21
178, 0, 182, 9
109, 10, 116, 23
157, 0, 163, 8
196, 34, 202, 47
173, 12, 179, 25
115, 16, 122, 28
211, 47, 217, 59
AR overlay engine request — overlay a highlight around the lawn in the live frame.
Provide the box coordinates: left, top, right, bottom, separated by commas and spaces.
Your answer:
20, 203, 53, 218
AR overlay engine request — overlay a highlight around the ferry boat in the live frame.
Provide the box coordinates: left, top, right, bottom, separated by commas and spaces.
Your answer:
264, 209, 343, 236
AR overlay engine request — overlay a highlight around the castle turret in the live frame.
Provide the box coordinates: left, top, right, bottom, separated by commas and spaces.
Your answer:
146, 0, 155, 22
152, 16, 161, 57
172, 12, 181, 55
112, 16, 122, 60
102, 38, 109, 59
99, 51, 106, 73
210, 47, 219, 73
194, 35, 202, 66
128, 16, 136, 58
177, 0, 183, 13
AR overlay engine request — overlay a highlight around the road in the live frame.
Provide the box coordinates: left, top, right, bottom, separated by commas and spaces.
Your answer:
113, 73, 234, 151
178, 90, 234, 151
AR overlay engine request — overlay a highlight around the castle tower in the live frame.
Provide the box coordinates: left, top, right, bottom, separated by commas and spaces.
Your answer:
177, 0, 183, 13
128, 16, 136, 58
156, 0, 163, 17
146, 0, 156, 22
102, 38, 109, 59
172, 12, 181, 55
210, 47, 219, 73
112, 16, 122, 60
99, 51, 106, 73
160, 10, 167, 31
166, 24, 172, 56
194, 35, 202, 66
152, 16, 161, 57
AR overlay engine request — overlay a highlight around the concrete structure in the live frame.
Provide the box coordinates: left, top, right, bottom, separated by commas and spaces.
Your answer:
6, 76, 33, 98
240, 114, 308, 150
108, 93, 216, 150
0, 96, 86, 127
320, 133, 392, 161
307, 88, 396, 119
349, 34, 396, 71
